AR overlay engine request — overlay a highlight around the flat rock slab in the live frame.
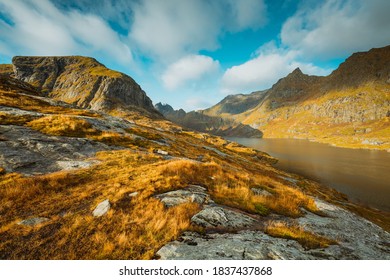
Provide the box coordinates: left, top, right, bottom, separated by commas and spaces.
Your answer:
18, 217, 49, 226
92, 199, 110, 217
156, 231, 322, 260
297, 199, 390, 259
155, 185, 213, 207
0, 125, 114, 175
191, 206, 257, 228
157, 199, 390, 260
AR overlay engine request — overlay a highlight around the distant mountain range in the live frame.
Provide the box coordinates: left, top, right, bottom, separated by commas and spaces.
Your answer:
156, 45, 390, 149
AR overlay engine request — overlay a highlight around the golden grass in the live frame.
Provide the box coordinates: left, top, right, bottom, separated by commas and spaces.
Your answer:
265, 221, 337, 249
27, 115, 99, 137
0, 90, 100, 117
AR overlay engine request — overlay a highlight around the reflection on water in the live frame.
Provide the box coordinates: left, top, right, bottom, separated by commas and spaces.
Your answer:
228, 138, 390, 212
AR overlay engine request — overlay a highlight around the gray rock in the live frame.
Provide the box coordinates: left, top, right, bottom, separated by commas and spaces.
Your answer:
56, 160, 99, 171
155, 185, 212, 207
250, 187, 272, 197
18, 217, 49, 226
297, 199, 390, 259
92, 199, 110, 217
12, 56, 158, 115
156, 149, 169, 155
156, 231, 318, 260
0, 125, 115, 175
157, 199, 390, 260
191, 206, 257, 228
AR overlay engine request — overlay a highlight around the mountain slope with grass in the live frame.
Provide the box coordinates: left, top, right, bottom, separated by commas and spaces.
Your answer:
201, 46, 390, 150
155, 102, 262, 138
0, 57, 389, 260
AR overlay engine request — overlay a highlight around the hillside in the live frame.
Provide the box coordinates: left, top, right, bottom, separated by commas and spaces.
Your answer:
155, 102, 262, 138
201, 46, 390, 150
12, 56, 161, 119
0, 57, 389, 260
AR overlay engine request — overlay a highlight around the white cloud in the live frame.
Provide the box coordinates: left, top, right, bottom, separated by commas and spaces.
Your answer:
0, 0, 132, 64
281, 0, 390, 59
129, 0, 267, 61
162, 55, 220, 90
221, 42, 330, 94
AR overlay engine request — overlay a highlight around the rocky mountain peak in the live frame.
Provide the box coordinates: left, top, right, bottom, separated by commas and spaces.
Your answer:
11, 56, 159, 116
155, 102, 175, 115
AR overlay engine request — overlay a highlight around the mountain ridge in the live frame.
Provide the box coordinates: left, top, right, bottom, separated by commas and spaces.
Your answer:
11, 56, 161, 118
181, 45, 390, 150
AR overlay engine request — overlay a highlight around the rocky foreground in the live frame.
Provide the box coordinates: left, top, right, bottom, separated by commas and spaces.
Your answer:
0, 57, 389, 260
156, 186, 389, 259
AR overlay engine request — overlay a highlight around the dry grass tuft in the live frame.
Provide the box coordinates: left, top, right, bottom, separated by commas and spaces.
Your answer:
265, 221, 337, 249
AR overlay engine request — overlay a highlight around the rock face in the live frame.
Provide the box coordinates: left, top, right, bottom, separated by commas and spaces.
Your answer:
0, 125, 111, 175
12, 56, 160, 116
157, 199, 390, 260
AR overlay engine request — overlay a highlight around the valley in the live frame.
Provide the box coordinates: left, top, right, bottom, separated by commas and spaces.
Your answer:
0, 55, 389, 260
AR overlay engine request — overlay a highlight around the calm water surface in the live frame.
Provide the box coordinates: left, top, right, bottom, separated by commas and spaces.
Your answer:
228, 138, 390, 212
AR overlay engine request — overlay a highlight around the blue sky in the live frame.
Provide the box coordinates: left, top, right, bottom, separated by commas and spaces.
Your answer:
1, 0, 389, 111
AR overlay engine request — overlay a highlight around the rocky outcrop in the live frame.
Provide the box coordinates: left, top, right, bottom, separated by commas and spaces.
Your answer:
0, 125, 112, 175
155, 185, 212, 207
12, 56, 160, 117
157, 199, 390, 260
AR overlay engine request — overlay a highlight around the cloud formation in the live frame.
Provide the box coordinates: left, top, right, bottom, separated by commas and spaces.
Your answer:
162, 55, 220, 90
129, 0, 267, 61
281, 0, 390, 59
0, 0, 132, 64
221, 42, 330, 94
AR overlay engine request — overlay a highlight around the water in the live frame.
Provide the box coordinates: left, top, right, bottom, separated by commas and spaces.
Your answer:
228, 138, 390, 212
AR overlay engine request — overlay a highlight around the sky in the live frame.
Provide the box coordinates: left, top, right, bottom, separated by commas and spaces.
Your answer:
1, 0, 390, 111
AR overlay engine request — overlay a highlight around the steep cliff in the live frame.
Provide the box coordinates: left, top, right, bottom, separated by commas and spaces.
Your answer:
12, 56, 160, 117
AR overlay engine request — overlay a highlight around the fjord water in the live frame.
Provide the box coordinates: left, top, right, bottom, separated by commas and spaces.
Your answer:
228, 138, 390, 212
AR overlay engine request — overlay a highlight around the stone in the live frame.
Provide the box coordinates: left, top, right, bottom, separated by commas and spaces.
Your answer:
92, 199, 110, 217
191, 206, 257, 228
129, 192, 139, 197
250, 187, 273, 197
155, 185, 212, 207
18, 217, 49, 226
156, 149, 168, 155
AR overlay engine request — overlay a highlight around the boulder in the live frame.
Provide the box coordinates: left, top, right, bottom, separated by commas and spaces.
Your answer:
155, 185, 212, 207
92, 199, 110, 217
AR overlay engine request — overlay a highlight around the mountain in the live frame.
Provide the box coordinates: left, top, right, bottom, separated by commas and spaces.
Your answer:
155, 102, 263, 137
12, 56, 161, 118
196, 46, 390, 150
0, 55, 389, 260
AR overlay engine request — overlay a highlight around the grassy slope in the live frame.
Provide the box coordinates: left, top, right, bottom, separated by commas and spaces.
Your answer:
0, 74, 389, 260
233, 83, 390, 150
